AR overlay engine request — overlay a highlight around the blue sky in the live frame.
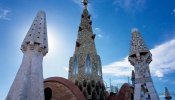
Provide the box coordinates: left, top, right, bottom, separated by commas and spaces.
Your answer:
0, 0, 175, 99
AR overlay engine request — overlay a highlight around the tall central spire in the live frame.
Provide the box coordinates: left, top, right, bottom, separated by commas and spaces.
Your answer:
78, 0, 92, 34
68, 0, 106, 99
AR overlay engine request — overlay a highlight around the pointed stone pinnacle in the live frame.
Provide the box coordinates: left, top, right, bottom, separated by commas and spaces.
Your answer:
129, 28, 149, 57
6, 10, 47, 100
128, 28, 159, 100
78, 0, 93, 33
21, 10, 48, 55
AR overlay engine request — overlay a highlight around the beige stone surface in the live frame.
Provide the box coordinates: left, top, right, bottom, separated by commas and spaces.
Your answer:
128, 29, 159, 100
6, 11, 48, 100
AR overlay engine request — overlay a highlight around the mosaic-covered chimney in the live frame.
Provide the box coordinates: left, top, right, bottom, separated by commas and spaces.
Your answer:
6, 11, 48, 100
128, 28, 159, 100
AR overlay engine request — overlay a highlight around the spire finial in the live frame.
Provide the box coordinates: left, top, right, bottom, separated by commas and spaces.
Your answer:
131, 28, 139, 33
83, 0, 88, 8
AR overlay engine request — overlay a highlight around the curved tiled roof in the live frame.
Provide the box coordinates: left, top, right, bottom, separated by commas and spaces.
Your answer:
107, 83, 134, 100
117, 83, 134, 100
44, 77, 86, 100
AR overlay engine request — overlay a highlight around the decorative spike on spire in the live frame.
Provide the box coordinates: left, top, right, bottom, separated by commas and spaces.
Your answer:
21, 10, 48, 56
129, 28, 149, 57
164, 87, 172, 100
